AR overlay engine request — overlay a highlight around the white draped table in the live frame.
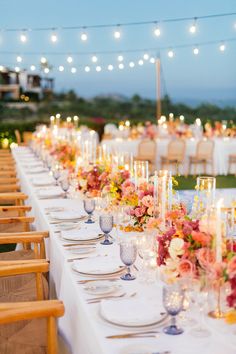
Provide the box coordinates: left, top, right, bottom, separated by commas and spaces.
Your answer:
102, 137, 236, 175
12, 147, 236, 354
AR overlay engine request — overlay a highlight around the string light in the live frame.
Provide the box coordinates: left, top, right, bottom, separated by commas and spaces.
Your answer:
58, 65, 64, 71
219, 43, 226, 51
138, 59, 144, 65
91, 55, 98, 63
50, 32, 58, 43
193, 47, 199, 55
67, 56, 73, 63
189, 18, 197, 33
118, 63, 124, 69
16, 56, 22, 63
20, 32, 27, 43
30, 65, 36, 71
108, 64, 114, 71
114, 26, 121, 39
15, 66, 20, 72
129, 61, 135, 68
71, 67, 77, 73
117, 55, 124, 62
81, 29, 88, 41
168, 49, 174, 58
154, 23, 161, 37
143, 53, 149, 60
40, 56, 47, 64
44, 67, 49, 74
84, 65, 90, 72
150, 57, 155, 63
96, 65, 101, 72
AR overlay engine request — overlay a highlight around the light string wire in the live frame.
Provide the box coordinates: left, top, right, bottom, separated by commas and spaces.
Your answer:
2, 11, 236, 32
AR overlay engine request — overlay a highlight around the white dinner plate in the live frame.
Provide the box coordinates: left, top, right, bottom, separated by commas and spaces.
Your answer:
50, 211, 85, 221
66, 246, 96, 255
83, 280, 122, 296
100, 298, 167, 327
26, 167, 48, 174
72, 257, 123, 276
61, 228, 102, 241
32, 178, 55, 186
37, 188, 63, 199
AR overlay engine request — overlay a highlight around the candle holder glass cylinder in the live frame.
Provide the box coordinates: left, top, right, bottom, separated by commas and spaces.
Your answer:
195, 176, 216, 217
133, 161, 149, 189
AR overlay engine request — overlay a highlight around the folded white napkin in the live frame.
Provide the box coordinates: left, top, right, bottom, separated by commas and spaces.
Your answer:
61, 224, 100, 240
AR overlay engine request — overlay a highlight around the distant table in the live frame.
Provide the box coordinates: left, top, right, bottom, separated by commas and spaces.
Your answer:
102, 137, 236, 175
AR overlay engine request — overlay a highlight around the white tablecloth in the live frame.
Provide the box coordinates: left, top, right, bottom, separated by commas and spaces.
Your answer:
102, 137, 236, 175
12, 147, 236, 354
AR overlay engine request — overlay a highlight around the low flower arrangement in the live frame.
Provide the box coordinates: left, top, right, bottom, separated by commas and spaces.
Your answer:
77, 164, 110, 196
50, 142, 77, 171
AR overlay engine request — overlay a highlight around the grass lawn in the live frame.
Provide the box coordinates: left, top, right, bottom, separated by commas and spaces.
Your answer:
175, 174, 236, 190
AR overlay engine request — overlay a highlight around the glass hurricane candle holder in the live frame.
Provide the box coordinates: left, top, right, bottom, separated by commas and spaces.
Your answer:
134, 160, 149, 189
194, 176, 216, 217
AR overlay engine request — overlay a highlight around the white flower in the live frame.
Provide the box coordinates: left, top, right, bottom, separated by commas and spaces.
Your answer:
169, 238, 184, 260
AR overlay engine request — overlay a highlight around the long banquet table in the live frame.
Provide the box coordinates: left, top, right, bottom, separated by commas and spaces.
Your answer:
102, 137, 236, 175
12, 146, 236, 354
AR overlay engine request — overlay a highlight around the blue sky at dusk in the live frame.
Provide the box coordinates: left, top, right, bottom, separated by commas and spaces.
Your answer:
0, 0, 236, 104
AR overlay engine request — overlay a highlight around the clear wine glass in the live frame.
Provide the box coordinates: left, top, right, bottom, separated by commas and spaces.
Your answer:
83, 198, 95, 224
60, 178, 70, 198
52, 164, 61, 185
120, 241, 137, 281
99, 214, 113, 245
162, 282, 184, 335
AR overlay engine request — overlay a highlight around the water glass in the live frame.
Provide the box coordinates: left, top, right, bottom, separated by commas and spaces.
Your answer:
99, 214, 113, 245
60, 178, 70, 198
120, 241, 137, 281
162, 283, 184, 335
83, 198, 95, 224
52, 164, 61, 185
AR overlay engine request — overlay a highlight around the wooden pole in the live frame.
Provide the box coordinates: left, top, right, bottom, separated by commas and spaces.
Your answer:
156, 57, 161, 122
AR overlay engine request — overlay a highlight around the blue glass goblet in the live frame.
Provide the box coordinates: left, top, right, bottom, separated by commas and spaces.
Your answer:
120, 241, 137, 281
83, 199, 95, 224
162, 283, 184, 335
99, 215, 113, 245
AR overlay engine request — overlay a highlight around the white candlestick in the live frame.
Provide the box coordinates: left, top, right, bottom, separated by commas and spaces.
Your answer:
216, 199, 223, 263
154, 171, 159, 218
161, 176, 167, 221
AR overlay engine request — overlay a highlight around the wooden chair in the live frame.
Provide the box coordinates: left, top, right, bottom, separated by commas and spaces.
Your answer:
0, 231, 49, 259
135, 139, 157, 173
161, 139, 186, 175
188, 139, 215, 176
15, 129, 22, 145
229, 154, 236, 175
0, 184, 20, 193
0, 300, 65, 354
0, 170, 17, 178
0, 205, 32, 218
0, 178, 19, 185
23, 131, 33, 145
0, 216, 34, 233
0, 192, 27, 206
0, 149, 11, 155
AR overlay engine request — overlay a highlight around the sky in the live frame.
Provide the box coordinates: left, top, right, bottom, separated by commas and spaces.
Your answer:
0, 0, 236, 104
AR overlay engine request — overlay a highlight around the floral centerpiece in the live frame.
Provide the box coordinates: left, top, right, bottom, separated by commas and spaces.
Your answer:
102, 169, 130, 203
77, 164, 110, 196
50, 142, 77, 171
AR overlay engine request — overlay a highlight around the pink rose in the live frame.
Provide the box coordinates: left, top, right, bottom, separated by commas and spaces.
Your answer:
178, 259, 195, 277
134, 206, 146, 218
196, 248, 215, 270
192, 231, 211, 246
141, 195, 154, 208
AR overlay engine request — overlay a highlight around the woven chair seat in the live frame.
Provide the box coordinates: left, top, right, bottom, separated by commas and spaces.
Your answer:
161, 156, 181, 163
189, 156, 212, 162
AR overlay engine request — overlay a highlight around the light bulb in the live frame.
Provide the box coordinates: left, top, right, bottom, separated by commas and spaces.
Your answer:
15, 66, 20, 72
129, 61, 135, 68
30, 65, 36, 71
219, 44, 225, 52
108, 64, 114, 71
58, 65, 64, 72
44, 68, 49, 74
168, 50, 174, 58
96, 66, 101, 72
67, 56, 73, 63
154, 26, 161, 37
118, 63, 124, 69
117, 55, 124, 62
85, 66, 90, 72
56, 113, 61, 119
81, 32, 88, 41
41, 57, 47, 64
138, 59, 144, 66
16, 56, 22, 63
20, 33, 27, 43
71, 67, 77, 73
91, 55, 98, 63
150, 57, 155, 64
189, 19, 197, 34
51, 33, 58, 43
114, 29, 121, 39
193, 47, 199, 55
143, 53, 149, 60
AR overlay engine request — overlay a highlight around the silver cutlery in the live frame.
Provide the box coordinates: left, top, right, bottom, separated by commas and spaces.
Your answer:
106, 330, 160, 339
87, 292, 136, 304
77, 278, 119, 284
67, 254, 108, 262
